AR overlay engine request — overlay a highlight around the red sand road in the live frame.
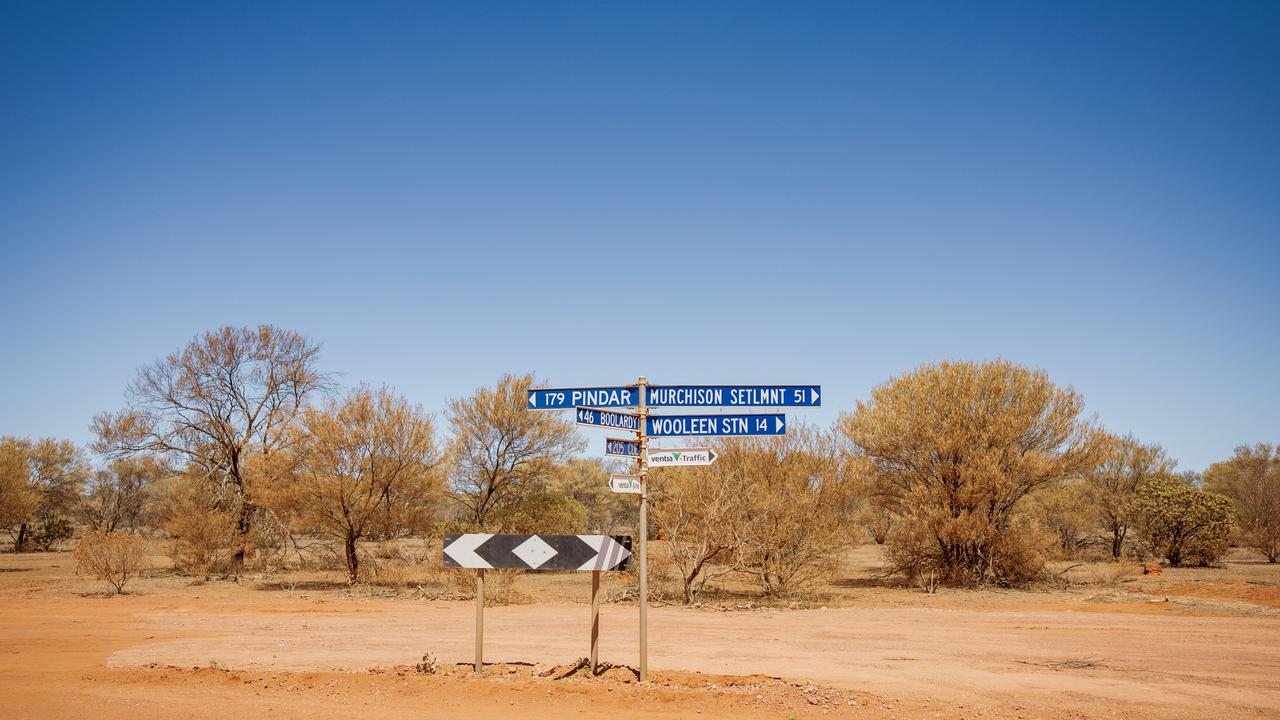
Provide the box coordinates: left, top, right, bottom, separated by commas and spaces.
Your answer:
4, 583, 1280, 720
93, 599, 1280, 717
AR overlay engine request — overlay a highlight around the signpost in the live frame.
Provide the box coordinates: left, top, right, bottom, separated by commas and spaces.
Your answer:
646, 413, 785, 437
575, 407, 643, 433
605, 437, 641, 458
609, 474, 642, 493
529, 385, 821, 409
646, 447, 718, 467
517, 377, 817, 682
528, 386, 638, 409
443, 534, 632, 675
645, 384, 821, 407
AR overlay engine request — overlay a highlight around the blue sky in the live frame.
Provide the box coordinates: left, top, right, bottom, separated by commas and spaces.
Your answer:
1, 2, 1276, 470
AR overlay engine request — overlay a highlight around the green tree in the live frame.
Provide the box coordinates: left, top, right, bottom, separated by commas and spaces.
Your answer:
1129, 475, 1237, 567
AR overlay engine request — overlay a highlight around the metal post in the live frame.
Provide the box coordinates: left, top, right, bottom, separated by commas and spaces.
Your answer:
590, 570, 601, 674
637, 375, 649, 682
475, 568, 485, 673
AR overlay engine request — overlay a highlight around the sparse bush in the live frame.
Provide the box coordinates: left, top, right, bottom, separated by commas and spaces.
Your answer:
75, 530, 148, 593
1129, 475, 1237, 567
737, 427, 855, 598
447, 568, 524, 604
650, 462, 753, 604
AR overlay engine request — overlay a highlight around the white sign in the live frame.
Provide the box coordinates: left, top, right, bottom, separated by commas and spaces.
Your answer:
646, 447, 718, 467
609, 474, 642, 494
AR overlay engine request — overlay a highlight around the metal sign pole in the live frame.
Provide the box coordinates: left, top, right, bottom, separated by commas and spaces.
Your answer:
637, 375, 649, 682
475, 568, 485, 673
590, 570, 601, 674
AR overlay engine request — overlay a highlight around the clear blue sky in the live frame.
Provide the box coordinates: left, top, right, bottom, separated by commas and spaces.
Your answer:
1, 2, 1276, 471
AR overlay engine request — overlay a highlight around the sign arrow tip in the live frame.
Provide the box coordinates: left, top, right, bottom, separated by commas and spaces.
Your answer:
776, 416, 785, 432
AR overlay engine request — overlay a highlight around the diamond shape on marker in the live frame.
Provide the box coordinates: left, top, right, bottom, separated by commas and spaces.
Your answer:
513, 535, 557, 569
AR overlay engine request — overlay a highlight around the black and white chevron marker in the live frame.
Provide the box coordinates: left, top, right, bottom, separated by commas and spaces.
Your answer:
443, 534, 633, 571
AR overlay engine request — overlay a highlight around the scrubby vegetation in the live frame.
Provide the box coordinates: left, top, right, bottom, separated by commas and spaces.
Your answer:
3, 325, 1275, 601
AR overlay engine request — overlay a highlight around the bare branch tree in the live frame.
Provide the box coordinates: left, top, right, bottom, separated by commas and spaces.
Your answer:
91, 325, 332, 574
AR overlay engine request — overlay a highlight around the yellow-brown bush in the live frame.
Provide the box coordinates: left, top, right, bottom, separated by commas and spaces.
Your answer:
75, 530, 149, 594
842, 360, 1105, 586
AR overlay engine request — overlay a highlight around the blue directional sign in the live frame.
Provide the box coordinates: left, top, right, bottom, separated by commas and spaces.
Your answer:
646, 413, 786, 437
644, 385, 820, 408
576, 407, 643, 433
605, 437, 641, 458
528, 386, 639, 410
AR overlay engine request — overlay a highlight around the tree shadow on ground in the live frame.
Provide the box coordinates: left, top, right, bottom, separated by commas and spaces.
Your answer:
253, 580, 352, 592
830, 574, 900, 589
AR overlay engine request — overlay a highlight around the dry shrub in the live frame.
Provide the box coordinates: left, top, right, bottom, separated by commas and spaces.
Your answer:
75, 530, 149, 594
294, 539, 347, 571
159, 481, 239, 578
373, 540, 406, 561
853, 505, 895, 545
884, 505, 1056, 586
1204, 444, 1280, 563
1081, 563, 1135, 587
446, 568, 525, 604
842, 360, 1105, 587
368, 560, 415, 588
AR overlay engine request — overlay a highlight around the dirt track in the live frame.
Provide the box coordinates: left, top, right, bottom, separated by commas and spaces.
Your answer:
4, 590, 1279, 719
4, 545, 1280, 719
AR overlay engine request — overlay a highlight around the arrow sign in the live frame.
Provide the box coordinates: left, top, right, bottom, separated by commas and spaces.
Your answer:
609, 475, 642, 494
576, 407, 642, 433
646, 413, 785, 437
647, 447, 718, 467
443, 534, 632, 571
645, 385, 820, 407
528, 386, 638, 410
605, 437, 641, 458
